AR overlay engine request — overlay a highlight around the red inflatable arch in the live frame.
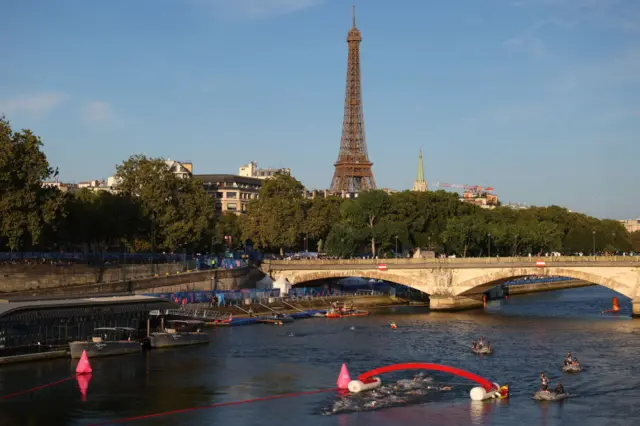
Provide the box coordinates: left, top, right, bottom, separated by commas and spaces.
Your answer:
358, 363, 495, 391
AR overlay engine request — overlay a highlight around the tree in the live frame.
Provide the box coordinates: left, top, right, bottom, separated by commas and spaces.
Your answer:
116, 155, 214, 251
441, 214, 487, 257
304, 196, 342, 241
215, 213, 242, 250
631, 231, 640, 253
325, 223, 359, 258
57, 189, 143, 253
242, 174, 306, 256
341, 190, 391, 256
0, 117, 65, 250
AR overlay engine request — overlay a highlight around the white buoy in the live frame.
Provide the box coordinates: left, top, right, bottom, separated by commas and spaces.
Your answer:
470, 386, 487, 401
348, 377, 382, 393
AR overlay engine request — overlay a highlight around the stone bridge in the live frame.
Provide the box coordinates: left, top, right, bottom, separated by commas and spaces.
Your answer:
261, 257, 640, 316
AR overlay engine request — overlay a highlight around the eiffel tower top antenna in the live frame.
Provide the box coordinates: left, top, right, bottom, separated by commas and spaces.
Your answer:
352, 4, 356, 28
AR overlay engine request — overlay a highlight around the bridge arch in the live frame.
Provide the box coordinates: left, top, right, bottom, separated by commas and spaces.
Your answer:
455, 267, 636, 299
274, 270, 429, 293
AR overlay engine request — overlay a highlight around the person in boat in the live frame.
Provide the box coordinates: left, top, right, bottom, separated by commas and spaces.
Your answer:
554, 382, 565, 395
499, 384, 509, 398
472, 340, 478, 350
540, 372, 549, 391
478, 336, 485, 348
564, 352, 573, 366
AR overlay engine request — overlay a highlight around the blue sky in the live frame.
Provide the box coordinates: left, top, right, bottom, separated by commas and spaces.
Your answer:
1, 0, 639, 219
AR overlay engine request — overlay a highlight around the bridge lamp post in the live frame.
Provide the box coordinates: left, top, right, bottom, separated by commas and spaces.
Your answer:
304, 235, 308, 252
592, 231, 596, 257
395, 235, 399, 257
428, 236, 431, 251
488, 233, 491, 258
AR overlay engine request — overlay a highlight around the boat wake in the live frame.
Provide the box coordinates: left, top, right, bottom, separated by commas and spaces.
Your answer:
321, 374, 461, 415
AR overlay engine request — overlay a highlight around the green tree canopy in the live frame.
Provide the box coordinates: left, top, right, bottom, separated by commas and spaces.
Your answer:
241, 174, 306, 255
116, 155, 214, 251
0, 117, 64, 250
631, 231, 640, 253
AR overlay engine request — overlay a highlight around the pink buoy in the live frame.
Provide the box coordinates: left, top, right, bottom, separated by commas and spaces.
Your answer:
76, 373, 92, 401
76, 350, 93, 374
336, 363, 351, 390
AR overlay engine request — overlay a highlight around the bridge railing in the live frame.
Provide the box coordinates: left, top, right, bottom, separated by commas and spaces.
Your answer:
262, 256, 640, 266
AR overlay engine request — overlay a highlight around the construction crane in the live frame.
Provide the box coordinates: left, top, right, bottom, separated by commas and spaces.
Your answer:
432, 182, 495, 193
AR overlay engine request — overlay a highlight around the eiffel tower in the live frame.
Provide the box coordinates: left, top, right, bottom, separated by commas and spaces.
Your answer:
329, 5, 376, 194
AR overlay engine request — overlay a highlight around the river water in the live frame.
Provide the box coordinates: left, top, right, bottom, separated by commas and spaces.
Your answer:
1, 286, 639, 426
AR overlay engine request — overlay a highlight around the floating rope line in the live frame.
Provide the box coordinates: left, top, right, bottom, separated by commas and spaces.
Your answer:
0, 375, 77, 400
88, 387, 339, 425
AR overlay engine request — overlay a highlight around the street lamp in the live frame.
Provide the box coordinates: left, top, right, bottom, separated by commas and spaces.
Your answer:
488, 233, 492, 258
304, 235, 308, 252
592, 230, 596, 257
395, 235, 399, 256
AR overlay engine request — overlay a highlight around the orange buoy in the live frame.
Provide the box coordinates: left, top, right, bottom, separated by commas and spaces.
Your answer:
612, 297, 619, 312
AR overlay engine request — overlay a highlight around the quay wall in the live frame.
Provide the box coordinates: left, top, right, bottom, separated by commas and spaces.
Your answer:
507, 279, 596, 296
1, 267, 261, 297
0, 263, 189, 293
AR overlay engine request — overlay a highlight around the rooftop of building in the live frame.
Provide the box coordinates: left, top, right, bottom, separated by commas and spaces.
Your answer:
0, 294, 175, 319
193, 174, 264, 185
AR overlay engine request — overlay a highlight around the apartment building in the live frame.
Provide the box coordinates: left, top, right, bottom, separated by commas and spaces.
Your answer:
194, 174, 262, 215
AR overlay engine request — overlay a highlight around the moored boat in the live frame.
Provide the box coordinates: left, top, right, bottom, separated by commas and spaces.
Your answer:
69, 327, 142, 359
148, 320, 210, 348
326, 310, 369, 318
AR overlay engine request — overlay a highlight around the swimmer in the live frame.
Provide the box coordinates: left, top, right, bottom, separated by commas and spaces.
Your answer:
389, 321, 397, 329
499, 383, 509, 398
440, 386, 453, 391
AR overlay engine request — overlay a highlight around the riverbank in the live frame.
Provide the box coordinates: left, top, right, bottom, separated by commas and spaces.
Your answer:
193, 294, 427, 320
507, 279, 595, 296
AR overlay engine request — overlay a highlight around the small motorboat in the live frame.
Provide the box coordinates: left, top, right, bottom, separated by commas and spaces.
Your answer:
69, 327, 142, 359
472, 345, 493, 355
148, 320, 210, 348
562, 363, 582, 373
532, 390, 570, 401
